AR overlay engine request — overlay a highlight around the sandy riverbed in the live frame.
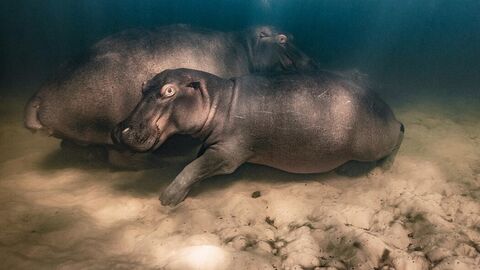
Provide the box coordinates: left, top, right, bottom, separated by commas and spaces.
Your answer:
0, 88, 479, 270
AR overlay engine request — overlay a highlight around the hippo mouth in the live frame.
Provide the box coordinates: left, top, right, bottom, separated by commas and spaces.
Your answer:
143, 135, 162, 152
277, 47, 295, 71
280, 54, 294, 71
138, 130, 171, 153
115, 116, 169, 153
112, 123, 155, 152
149, 116, 173, 151
148, 128, 164, 152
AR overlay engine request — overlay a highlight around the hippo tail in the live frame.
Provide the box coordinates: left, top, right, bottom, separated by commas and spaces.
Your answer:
24, 95, 43, 132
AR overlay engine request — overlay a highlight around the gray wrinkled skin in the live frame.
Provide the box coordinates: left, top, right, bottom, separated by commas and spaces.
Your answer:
24, 24, 316, 146
114, 68, 404, 206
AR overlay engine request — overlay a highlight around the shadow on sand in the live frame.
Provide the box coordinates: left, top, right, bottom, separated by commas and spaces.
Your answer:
34, 138, 377, 202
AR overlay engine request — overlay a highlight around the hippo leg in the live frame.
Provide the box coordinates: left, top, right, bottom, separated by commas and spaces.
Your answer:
160, 145, 249, 206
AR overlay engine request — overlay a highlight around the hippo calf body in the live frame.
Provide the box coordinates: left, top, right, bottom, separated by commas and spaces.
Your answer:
24, 24, 316, 152
114, 68, 404, 206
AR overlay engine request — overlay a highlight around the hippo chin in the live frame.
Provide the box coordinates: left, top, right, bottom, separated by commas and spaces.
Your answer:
114, 68, 404, 206
24, 24, 316, 162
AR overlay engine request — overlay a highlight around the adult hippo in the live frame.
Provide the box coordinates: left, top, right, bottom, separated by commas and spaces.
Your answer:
113, 68, 405, 206
24, 24, 316, 162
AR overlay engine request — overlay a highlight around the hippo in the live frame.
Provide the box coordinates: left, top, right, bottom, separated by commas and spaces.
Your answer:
113, 68, 405, 206
24, 24, 316, 163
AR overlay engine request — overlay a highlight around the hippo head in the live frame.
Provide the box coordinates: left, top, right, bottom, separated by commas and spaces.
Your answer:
113, 69, 219, 152
244, 25, 317, 73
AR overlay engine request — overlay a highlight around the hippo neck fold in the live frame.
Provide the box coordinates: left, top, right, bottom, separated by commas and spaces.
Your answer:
191, 78, 236, 144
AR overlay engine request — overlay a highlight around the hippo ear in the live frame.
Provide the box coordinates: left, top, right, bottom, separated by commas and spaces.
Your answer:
186, 81, 201, 90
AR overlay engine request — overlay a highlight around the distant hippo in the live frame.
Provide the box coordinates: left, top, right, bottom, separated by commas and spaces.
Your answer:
113, 68, 404, 206
24, 24, 316, 159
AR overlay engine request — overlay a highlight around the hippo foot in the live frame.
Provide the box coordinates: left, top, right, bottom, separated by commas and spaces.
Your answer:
160, 182, 190, 206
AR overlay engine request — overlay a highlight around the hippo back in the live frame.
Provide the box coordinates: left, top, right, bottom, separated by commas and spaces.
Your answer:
31, 25, 251, 145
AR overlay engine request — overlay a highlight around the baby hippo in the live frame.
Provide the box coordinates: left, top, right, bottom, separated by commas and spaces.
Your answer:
113, 68, 404, 206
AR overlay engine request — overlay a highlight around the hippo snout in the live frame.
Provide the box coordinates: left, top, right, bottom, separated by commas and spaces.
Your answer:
112, 122, 158, 152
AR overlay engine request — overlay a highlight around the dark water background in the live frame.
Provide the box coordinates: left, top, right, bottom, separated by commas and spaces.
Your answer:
1, 0, 480, 94
0, 3, 479, 269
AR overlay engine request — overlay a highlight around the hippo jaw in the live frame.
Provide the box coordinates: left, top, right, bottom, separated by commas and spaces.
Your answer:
113, 125, 159, 152
280, 43, 318, 72
113, 107, 174, 153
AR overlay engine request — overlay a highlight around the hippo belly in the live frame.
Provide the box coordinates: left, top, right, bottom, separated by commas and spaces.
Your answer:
249, 153, 350, 174
232, 72, 402, 174
245, 118, 356, 174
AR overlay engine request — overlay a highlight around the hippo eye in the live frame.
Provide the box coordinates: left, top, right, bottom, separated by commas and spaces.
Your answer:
161, 84, 177, 98
277, 34, 288, 44
164, 87, 176, 97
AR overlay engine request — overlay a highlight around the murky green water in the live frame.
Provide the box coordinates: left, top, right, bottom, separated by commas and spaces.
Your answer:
1, 1, 479, 269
